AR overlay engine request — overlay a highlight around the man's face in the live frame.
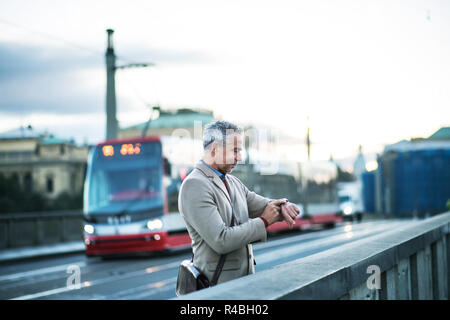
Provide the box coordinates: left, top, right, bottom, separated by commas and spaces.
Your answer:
213, 132, 243, 173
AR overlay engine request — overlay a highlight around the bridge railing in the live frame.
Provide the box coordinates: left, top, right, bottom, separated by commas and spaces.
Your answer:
0, 210, 83, 249
177, 211, 450, 300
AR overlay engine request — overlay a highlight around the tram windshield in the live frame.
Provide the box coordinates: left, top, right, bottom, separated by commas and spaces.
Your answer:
84, 141, 163, 215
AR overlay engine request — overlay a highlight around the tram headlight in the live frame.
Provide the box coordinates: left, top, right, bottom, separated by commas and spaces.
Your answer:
343, 206, 353, 215
84, 224, 95, 234
146, 219, 163, 230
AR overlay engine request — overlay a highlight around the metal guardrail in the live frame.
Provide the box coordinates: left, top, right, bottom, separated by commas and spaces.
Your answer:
0, 210, 83, 249
177, 211, 450, 300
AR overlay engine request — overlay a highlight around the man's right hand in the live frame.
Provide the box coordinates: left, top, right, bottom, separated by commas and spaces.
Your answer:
260, 199, 287, 226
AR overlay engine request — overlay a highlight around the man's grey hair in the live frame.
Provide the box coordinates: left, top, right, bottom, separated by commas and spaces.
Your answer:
202, 120, 242, 149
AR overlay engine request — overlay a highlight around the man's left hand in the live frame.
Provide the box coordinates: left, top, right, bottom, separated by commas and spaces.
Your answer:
280, 202, 300, 228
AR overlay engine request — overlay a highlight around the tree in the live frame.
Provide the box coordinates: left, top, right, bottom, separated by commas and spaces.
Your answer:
0, 174, 49, 213
337, 165, 356, 182
0, 174, 83, 213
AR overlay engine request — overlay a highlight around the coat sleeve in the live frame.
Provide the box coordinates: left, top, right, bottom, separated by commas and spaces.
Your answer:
179, 177, 267, 255
232, 177, 272, 219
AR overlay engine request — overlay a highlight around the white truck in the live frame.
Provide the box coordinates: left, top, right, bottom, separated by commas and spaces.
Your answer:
337, 181, 364, 222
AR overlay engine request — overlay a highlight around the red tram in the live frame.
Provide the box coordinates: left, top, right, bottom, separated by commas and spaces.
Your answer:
83, 136, 191, 256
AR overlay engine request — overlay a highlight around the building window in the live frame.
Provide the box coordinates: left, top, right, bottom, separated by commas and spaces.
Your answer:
10, 152, 20, 159
46, 177, 54, 193
24, 172, 32, 192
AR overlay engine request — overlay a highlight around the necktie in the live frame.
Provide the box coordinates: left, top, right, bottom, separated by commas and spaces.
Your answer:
220, 174, 230, 194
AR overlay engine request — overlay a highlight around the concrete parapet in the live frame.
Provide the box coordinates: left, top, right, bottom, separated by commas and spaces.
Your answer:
177, 211, 450, 300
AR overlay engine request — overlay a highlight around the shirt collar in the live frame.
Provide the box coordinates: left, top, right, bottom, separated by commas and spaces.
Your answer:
201, 160, 226, 180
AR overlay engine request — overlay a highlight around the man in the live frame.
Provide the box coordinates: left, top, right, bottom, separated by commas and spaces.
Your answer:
178, 120, 300, 286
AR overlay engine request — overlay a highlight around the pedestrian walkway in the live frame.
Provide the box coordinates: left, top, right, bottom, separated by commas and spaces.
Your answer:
0, 241, 85, 263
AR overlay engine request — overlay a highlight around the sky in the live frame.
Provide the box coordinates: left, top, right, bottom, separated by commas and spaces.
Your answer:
0, 0, 449, 167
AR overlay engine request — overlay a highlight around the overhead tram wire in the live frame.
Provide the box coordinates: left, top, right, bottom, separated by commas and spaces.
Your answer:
118, 59, 162, 137
0, 17, 159, 123
0, 17, 150, 69
0, 16, 155, 75
118, 66, 162, 138
0, 17, 104, 58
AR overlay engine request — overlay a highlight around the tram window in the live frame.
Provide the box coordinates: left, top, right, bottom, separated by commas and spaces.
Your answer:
339, 195, 351, 203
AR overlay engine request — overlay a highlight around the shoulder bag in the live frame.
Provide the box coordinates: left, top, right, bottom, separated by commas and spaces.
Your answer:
176, 202, 236, 296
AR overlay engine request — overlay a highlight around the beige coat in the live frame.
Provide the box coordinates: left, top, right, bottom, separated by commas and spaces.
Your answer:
178, 161, 271, 285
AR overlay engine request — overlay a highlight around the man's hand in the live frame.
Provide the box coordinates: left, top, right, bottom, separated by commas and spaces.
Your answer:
260, 199, 286, 226
279, 202, 300, 229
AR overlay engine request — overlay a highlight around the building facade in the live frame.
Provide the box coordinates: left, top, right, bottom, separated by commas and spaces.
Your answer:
0, 126, 90, 200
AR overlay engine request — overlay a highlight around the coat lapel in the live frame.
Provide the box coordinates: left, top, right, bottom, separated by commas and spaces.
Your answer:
212, 175, 232, 204
195, 161, 231, 204
223, 174, 235, 204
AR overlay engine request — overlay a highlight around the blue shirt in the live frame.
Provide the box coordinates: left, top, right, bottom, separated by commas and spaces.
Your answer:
201, 160, 226, 181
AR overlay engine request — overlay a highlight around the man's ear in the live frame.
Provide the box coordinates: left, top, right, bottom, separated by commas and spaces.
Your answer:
210, 141, 217, 157
212, 141, 226, 165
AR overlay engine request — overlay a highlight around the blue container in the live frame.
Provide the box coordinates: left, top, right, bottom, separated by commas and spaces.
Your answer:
362, 171, 376, 213
384, 147, 450, 217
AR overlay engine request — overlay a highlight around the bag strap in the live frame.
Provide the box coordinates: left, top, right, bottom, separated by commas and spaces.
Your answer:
210, 203, 236, 286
